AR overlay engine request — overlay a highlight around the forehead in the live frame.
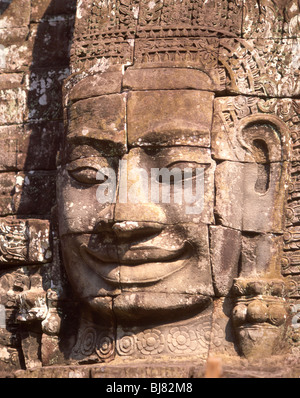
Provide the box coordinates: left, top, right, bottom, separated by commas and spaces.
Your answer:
65, 68, 216, 152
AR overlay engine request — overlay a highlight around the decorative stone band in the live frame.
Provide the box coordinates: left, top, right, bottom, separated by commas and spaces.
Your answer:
73, 0, 243, 41
70, 311, 222, 363
0, 218, 52, 265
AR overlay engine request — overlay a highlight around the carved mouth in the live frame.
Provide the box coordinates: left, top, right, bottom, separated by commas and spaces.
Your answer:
79, 242, 191, 285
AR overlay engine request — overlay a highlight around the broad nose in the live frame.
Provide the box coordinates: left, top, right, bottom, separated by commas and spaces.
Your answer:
114, 201, 167, 224
114, 149, 167, 224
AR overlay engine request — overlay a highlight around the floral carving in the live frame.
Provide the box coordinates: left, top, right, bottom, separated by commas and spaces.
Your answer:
136, 329, 164, 355
166, 326, 197, 353
196, 322, 212, 349
211, 322, 225, 348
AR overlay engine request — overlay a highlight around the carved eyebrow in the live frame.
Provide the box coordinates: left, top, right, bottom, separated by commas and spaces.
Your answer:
132, 126, 210, 147
66, 136, 127, 156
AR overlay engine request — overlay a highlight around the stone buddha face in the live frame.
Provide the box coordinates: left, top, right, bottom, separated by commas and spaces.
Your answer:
57, 67, 288, 326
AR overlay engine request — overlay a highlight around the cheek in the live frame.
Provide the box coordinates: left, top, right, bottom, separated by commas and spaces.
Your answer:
57, 179, 112, 234
159, 174, 214, 224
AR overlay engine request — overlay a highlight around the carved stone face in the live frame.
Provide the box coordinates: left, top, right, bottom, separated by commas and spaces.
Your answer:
57, 69, 219, 323
57, 68, 288, 326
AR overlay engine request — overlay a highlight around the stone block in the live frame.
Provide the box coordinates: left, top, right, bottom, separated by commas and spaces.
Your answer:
0, 171, 56, 216
41, 334, 66, 366
0, 0, 31, 28
0, 218, 52, 265
0, 73, 24, 90
66, 71, 123, 104
117, 222, 214, 297
0, 121, 63, 171
0, 345, 21, 373
123, 67, 225, 92
209, 226, 241, 297
0, 172, 15, 215
14, 171, 56, 216
240, 234, 284, 278
91, 364, 194, 378
67, 93, 127, 151
31, 0, 77, 21
0, 269, 30, 306
30, 18, 75, 69
0, 326, 19, 347
0, 27, 32, 72
27, 68, 70, 121
20, 331, 42, 369
113, 146, 215, 225
0, 126, 19, 170
15, 365, 91, 378
127, 90, 213, 147
209, 298, 238, 357
18, 122, 63, 170
114, 306, 213, 361
0, 87, 27, 125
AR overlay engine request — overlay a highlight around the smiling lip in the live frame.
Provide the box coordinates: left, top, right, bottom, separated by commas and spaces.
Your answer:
79, 243, 190, 285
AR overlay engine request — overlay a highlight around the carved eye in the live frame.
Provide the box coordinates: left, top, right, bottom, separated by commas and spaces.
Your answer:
156, 162, 206, 185
68, 167, 107, 185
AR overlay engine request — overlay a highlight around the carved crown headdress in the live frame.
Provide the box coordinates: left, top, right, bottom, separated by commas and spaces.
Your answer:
70, 0, 288, 97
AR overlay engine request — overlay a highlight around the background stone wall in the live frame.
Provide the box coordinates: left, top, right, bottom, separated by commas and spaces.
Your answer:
0, 0, 76, 374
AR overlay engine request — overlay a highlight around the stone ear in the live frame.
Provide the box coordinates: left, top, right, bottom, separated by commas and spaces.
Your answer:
215, 114, 290, 234
236, 114, 290, 163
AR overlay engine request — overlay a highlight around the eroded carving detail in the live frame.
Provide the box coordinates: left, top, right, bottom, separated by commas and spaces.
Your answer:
0, 221, 27, 263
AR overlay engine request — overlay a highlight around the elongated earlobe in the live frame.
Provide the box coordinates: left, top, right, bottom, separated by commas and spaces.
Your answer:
252, 139, 270, 194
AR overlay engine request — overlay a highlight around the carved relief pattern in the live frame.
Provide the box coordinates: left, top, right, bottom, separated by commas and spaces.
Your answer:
116, 333, 135, 356
242, 0, 300, 38
136, 329, 165, 355
72, 324, 115, 362
70, 0, 244, 74
166, 326, 197, 353
196, 321, 212, 349
72, 326, 97, 357
282, 100, 300, 290
80, 327, 97, 356
0, 219, 51, 266
70, 1, 299, 100
219, 38, 277, 96
95, 334, 115, 361
138, 0, 243, 33
210, 322, 225, 348
0, 220, 27, 263
138, 0, 163, 26
73, 315, 213, 360
134, 37, 219, 66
